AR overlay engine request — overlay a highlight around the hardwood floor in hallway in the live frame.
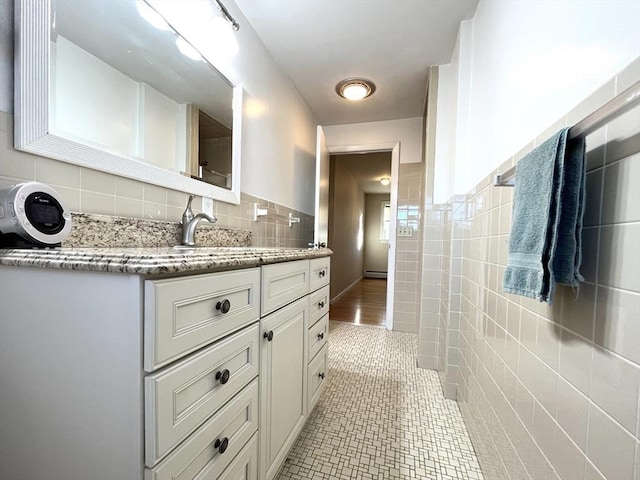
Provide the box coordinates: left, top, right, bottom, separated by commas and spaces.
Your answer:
330, 278, 387, 326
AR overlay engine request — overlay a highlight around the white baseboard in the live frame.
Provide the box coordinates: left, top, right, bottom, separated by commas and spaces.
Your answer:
364, 270, 387, 279
330, 275, 363, 303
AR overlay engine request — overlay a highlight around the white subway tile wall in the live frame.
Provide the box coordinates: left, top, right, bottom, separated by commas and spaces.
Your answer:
0, 111, 313, 249
420, 57, 640, 480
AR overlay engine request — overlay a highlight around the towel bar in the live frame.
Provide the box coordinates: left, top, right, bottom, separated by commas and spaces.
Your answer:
253, 203, 268, 221
494, 79, 640, 187
252, 204, 303, 227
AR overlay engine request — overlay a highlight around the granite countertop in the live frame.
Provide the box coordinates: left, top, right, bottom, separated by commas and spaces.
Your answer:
0, 246, 333, 275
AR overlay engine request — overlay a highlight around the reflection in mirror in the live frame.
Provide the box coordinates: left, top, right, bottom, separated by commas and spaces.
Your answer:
15, 0, 242, 203
52, 0, 234, 189
198, 110, 232, 189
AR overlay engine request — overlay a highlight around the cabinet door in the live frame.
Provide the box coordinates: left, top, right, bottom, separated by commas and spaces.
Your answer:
259, 296, 308, 480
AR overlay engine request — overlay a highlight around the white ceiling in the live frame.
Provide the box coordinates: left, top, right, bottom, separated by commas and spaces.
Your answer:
334, 151, 392, 194
234, 0, 478, 126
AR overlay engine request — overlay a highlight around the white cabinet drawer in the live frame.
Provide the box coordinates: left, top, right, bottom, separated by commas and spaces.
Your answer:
144, 268, 260, 371
145, 324, 260, 466
309, 257, 330, 292
145, 379, 259, 480
308, 313, 328, 362
308, 343, 328, 412
218, 433, 258, 480
308, 285, 329, 327
261, 260, 309, 315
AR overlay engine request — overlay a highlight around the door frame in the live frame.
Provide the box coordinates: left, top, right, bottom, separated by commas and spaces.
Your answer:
324, 141, 399, 331
313, 126, 330, 248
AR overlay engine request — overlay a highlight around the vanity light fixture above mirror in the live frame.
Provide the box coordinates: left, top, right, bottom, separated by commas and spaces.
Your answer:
213, 0, 240, 31
147, 0, 240, 58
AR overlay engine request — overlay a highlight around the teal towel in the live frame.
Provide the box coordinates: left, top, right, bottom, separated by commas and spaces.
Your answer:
503, 128, 586, 303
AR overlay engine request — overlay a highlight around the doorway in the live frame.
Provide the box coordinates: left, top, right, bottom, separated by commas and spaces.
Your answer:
314, 130, 400, 330
327, 151, 392, 327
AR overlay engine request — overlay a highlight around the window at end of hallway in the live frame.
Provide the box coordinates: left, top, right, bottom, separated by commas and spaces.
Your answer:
380, 201, 390, 242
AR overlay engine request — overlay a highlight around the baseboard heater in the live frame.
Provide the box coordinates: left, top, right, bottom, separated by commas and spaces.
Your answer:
364, 270, 387, 279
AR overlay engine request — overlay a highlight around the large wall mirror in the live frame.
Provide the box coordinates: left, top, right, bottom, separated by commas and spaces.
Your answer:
14, 0, 242, 204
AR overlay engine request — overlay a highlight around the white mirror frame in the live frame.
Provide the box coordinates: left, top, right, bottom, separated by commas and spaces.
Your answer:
14, 0, 242, 205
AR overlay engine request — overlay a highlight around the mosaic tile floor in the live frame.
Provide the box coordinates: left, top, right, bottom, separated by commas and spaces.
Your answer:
275, 322, 484, 480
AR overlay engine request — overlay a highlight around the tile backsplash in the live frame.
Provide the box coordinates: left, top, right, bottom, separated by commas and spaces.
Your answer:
420, 58, 640, 480
0, 111, 313, 249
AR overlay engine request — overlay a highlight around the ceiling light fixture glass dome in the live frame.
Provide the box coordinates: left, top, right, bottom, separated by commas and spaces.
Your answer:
336, 78, 376, 101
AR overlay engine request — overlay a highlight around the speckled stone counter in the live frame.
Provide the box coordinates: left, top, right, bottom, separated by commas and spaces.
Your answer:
0, 211, 331, 275
0, 246, 332, 275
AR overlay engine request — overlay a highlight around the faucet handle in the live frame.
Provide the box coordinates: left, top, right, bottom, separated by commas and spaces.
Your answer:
182, 195, 196, 225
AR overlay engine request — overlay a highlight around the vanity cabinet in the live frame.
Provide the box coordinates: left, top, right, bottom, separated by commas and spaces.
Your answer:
259, 257, 330, 480
0, 251, 330, 480
143, 268, 261, 477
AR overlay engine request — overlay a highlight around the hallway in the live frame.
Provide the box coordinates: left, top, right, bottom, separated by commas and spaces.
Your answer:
330, 278, 387, 326
275, 322, 484, 479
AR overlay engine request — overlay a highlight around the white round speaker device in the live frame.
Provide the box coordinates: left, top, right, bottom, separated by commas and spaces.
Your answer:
0, 182, 72, 247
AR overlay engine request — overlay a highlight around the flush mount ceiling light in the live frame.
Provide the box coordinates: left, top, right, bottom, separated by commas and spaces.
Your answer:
380, 177, 391, 186
336, 78, 376, 101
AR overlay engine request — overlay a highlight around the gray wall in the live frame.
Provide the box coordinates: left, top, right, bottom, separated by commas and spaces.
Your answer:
328, 156, 365, 301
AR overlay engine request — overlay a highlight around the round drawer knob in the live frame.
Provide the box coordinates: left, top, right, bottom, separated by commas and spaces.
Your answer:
263, 330, 274, 342
215, 369, 230, 384
318, 301, 325, 309
319, 270, 326, 277
318, 372, 325, 379
317, 332, 324, 340
216, 299, 231, 314
214, 437, 229, 454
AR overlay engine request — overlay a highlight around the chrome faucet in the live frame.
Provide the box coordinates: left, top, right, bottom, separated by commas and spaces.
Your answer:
181, 195, 217, 246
